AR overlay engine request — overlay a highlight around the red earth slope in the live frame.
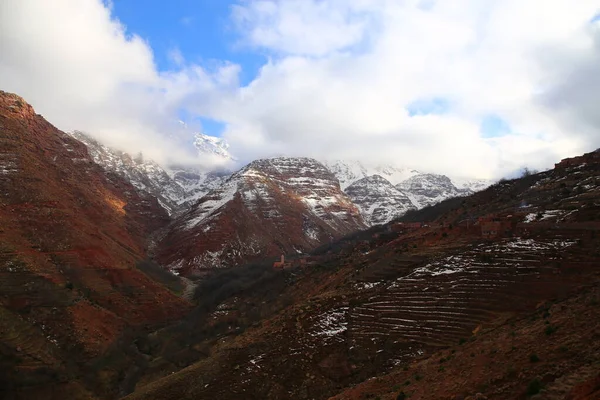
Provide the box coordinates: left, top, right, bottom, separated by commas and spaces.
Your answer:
125, 149, 600, 400
157, 157, 367, 275
0, 92, 190, 398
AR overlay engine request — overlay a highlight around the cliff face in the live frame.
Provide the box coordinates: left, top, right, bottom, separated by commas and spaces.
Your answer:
0, 91, 189, 396
157, 157, 367, 275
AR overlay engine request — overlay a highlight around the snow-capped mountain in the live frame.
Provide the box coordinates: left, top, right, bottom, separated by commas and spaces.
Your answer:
156, 157, 367, 275
71, 131, 235, 214
71, 131, 187, 214
451, 177, 493, 193
165, 132, 236, 205
73, 130, 491, 225
193, 133, 235, 162
345, 175, 417, 225
396, 173, 469, 209
323, 160, 491, 223
322, 160, 420, 189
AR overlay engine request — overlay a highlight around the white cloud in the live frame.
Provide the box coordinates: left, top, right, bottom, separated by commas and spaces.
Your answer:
230, 0, 377, 56
0, 0, 233, 167
1, 0, 599, 179
214, 0, 600, 178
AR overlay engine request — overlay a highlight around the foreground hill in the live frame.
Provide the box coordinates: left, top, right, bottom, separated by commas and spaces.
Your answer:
156, 157, 367, 275
124, 149, 600, 399
0, 92, 190, 399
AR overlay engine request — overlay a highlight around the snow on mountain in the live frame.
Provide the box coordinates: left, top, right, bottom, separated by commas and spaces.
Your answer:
157, 157, 366, 274
396, 173, 467, 209
73, 129, 489, 225
323, 160, 484, 224
451, 177, 494, 193
193, 133, 235, 162
165, 132, 236, 205
71, 131, 186, 214
71, 131, 236, 214
345, 175, 417, 225
166, 167, 230, 205
323, 160, 420, 189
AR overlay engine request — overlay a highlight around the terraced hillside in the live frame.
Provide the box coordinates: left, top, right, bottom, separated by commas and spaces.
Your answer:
125, 149, 600, 400
349, 237, 584, 350
332, 281, 600, 400
126, 232, 600, 399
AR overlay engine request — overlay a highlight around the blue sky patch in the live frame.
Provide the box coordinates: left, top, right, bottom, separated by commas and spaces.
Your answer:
406, 97, 450, 116
198, 117, 226, 137
177, 108, 225, 137
111, 0, 264, 86
480, 115, 511, 138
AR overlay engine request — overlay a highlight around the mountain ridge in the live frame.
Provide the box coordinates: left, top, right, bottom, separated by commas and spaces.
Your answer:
68, 135, 491, 227
156, 157, 367, 275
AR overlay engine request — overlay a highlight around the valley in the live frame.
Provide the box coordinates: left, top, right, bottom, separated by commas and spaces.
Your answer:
1, 91, 600, 400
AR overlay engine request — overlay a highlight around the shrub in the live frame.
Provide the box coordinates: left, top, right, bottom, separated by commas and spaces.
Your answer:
65, 281, 74, 290
529, 353, 540, 363
459, 338, 467, 345
545, 325, 558, 335
526, 379, 542, 396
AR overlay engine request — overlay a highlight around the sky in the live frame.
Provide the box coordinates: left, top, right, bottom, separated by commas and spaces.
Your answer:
1, 0, 600, 179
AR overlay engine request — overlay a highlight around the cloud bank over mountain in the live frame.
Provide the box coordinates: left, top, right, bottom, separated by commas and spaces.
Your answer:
1, 0, 599, 177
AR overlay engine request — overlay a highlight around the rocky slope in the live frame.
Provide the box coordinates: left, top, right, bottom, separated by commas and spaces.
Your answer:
166, 132, 235, 204
71, 131, 187, 214
396, 172, 469, 209
325, 160, 490, 222
345, 174, 417, 225
0, 92, 190, 399
67, 136, 490, 225
323, 160, 421, 190
156, 157, 367, 275
72, 131, 235, 215
124, 148, 600, 400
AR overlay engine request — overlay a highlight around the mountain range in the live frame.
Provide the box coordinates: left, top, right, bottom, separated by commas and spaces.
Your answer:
71, 131, 490, 273
2, 90, 600, 400
72, 131, 490, 222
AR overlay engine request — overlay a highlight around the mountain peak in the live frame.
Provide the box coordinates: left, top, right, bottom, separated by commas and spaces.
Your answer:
157, 156, 365, 274
193, 132, 235, 161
